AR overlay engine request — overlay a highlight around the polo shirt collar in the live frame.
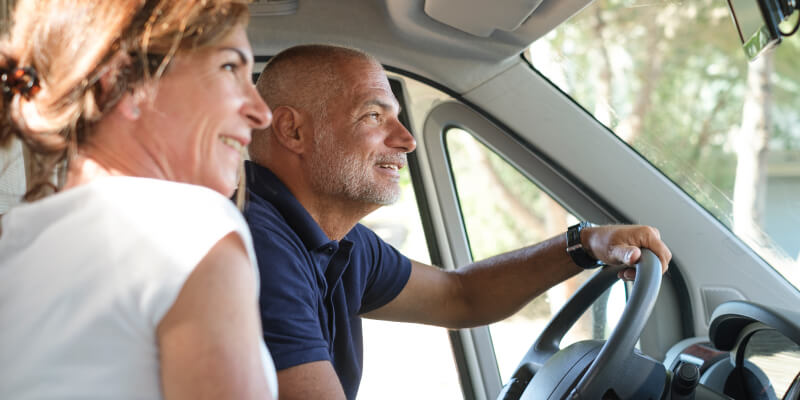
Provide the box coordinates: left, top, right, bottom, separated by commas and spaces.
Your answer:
245, 160, 332, 251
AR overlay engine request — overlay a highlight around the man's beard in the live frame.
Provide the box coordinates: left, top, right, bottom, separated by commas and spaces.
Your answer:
309, 126, 403, 206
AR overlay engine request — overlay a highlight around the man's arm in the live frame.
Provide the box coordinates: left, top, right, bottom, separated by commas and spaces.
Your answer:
277, 361, 347, 400
363, 224, 671, 329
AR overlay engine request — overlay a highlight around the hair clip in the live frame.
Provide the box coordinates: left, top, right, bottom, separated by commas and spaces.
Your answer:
1, 66, 41, 100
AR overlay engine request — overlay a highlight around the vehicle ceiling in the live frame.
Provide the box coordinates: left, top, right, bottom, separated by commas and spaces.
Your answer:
247, 0, 593, 94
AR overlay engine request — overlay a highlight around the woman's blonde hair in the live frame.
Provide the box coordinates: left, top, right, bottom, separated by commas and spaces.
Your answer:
0, 0, 250, 201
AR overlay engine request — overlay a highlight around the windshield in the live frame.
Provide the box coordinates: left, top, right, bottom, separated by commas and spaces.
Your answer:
527, 0, 800, 289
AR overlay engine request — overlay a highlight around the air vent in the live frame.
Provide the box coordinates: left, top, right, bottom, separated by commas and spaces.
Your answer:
249, 0, 298, 17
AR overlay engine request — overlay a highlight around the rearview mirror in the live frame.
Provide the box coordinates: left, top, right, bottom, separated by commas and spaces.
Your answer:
726, 0, 798, 60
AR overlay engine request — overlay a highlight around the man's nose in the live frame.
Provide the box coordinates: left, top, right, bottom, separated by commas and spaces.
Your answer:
387, 119, 416, 153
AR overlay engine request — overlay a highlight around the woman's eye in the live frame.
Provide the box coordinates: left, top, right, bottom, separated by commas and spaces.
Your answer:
222, 63, 239, 72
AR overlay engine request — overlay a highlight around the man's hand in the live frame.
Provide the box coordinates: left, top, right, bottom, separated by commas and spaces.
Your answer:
582, 224, 671, 281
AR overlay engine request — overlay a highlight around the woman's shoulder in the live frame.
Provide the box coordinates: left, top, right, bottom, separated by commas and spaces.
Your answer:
92, 176, 232, 206
85, 177, 253, 262
90, 177, 242, 225
4, 176, 254, 270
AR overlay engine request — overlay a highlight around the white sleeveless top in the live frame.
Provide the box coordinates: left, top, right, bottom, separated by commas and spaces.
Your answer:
0, 177, 277, 399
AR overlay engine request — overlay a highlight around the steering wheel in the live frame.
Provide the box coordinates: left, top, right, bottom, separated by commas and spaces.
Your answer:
498, 249, 666, 400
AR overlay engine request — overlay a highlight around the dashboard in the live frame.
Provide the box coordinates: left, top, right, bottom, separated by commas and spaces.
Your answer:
664, 301, 800, 399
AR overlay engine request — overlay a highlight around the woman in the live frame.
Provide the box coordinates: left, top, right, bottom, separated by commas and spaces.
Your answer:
0, 1, 276, 399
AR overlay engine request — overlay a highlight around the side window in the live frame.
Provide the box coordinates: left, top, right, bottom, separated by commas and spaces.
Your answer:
0, 0, 20, 214
445, 128, 627, 383
358, 161, 463, 399
0, 138, 26, 214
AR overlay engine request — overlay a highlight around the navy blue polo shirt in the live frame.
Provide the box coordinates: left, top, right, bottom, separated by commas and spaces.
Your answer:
243, 161, 412, 399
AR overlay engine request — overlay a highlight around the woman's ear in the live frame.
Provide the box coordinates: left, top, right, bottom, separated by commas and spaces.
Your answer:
115, 92, 141, 121
270, 105, 309, 155
97, 52, 141, 121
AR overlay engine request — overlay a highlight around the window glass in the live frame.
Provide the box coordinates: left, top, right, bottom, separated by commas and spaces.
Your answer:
445, 128, 626, 383
743, 329, 800, 397
0, 138, 26, 214
0, 0, 21, 214
527, 0, 800, 289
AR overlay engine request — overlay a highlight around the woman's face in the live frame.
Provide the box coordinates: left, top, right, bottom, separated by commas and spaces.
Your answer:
138, 24, 270, 196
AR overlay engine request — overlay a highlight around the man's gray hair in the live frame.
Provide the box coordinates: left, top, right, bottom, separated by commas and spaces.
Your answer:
251, 45, 379, 155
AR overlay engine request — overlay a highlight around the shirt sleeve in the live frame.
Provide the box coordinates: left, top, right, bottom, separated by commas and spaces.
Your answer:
113, 181, 255, 328
353, 224, 412, 314
250, 221, 331, 370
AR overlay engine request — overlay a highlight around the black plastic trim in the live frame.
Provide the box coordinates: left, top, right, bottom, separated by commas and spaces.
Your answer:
389, 78, 475, 400
709, 300, 800, 351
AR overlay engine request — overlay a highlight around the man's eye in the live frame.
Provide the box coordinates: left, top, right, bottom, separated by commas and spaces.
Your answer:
367, 112, 380, 120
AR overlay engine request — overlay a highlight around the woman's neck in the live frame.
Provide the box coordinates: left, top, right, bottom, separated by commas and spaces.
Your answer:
64, 117, 168, 190
62, 155, 117, 190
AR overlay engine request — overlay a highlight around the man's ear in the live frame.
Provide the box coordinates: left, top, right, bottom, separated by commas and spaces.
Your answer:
271, 105, 309, 155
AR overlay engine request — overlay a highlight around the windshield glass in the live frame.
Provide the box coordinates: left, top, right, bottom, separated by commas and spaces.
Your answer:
527, 0, 800, 289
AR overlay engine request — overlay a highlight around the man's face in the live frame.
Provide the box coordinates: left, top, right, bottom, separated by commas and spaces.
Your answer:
308, 59, 416, 206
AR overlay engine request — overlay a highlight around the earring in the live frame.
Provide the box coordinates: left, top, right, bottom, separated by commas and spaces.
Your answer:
131, 106, 140, 118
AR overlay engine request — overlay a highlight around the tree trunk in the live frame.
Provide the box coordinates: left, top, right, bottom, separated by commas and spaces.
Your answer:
592, 6, 614, 127
467, 139, 547, 240
616, 26, 665, 143
733, 53, 773, 238
687, 94, 728, 169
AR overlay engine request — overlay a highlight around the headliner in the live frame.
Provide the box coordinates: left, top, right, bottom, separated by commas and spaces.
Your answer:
247, 0, 593, 94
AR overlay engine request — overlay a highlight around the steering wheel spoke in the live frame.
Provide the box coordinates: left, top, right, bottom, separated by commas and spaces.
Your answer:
499, 250, 666, 400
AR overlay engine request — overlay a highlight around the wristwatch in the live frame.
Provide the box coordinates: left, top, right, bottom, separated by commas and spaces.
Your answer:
566, 221, 603, 269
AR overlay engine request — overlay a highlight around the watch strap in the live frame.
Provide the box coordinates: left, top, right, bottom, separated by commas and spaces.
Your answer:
566, 222, 603, 269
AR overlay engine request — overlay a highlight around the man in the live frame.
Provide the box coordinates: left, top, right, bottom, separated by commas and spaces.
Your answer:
244, 44, 671, 400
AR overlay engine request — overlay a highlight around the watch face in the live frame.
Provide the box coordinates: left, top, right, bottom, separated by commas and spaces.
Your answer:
567, 222, 602, 269
567, 223, 583, 248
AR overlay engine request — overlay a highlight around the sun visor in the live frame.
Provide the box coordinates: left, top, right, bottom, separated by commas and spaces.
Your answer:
423, 0, 544, 37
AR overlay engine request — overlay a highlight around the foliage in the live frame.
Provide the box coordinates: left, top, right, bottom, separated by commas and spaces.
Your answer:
529, 0, 800, 254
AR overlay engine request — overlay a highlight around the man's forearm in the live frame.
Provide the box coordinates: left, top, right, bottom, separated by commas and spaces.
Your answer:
445, 223, 671, 328
370, 224, 670, 330
447, 233, 583, 328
